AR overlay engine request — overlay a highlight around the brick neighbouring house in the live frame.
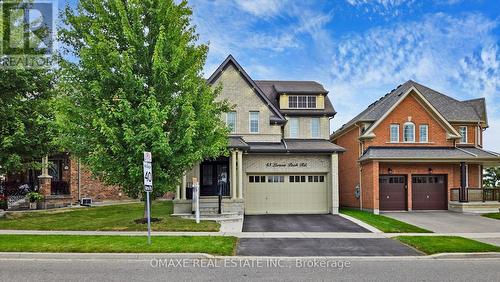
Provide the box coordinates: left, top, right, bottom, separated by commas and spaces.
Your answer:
331, 80, 500, 214
3, 153, 128, 209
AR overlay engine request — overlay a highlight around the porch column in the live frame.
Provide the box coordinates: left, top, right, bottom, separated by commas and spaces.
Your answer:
459, 162, 467, 202
237, 150, 243, 199
175, 185, 180, 200
330, 153, 339, 214
38, 155, 52, 197
231, 150, 237, 200
181, 173, 187, 200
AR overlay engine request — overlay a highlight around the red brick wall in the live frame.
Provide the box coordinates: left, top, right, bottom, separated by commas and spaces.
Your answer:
365, 93, 454, 148
452, 123, 478, 146
69, 159, 128, 202
360, 161, 379, 210
333, 127, 361, 208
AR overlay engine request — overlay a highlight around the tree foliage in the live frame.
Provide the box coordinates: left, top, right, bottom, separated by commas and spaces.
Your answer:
57, 0, 229, 198
483, 167, 500, 188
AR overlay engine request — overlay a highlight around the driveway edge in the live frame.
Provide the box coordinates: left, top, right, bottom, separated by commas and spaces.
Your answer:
338, 213, 383, 233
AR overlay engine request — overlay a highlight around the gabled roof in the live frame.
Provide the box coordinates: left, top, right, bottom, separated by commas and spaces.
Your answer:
332, 80, 487, 139
255, 80, 336, 117
207, 55, 286, 123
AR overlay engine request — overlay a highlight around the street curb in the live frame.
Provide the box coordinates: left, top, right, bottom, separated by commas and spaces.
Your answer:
338, 213, 383, 233
0, 252, 498, 261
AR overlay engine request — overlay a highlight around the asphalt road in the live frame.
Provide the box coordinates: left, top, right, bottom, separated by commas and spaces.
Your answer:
1, 257, 499, 282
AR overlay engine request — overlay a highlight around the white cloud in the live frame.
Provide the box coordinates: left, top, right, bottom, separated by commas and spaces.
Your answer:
235, 0, 287, 18
345, 0, 417, 17
327, 13, 500, 151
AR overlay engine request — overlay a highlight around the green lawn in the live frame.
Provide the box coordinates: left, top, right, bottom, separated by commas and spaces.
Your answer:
396, 236, 500, 255
0, 235, 236, 255
0, 201, 219, 232
482, 213, 500, 220
341, 208, 432, 233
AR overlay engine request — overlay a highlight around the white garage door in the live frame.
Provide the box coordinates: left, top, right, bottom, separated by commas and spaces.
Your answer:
245, 174, 329, 214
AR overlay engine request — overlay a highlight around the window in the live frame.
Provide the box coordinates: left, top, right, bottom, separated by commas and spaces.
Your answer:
288, 96, 317, 109
267, 176, 285, 183
307, 175, 325, 182
403, 122, 415, 142
249, 111, 259, 133
307, 96, 316, 108
249, 175, 266, 183
289, 118, 299, 138
419, 124, 428, 143
289, 96, 297, 108
459, 126, 467, 143
390, 124, 399, 142
311, 118, 320, 138
226, 111, 236, 133
289, 175, 307, 182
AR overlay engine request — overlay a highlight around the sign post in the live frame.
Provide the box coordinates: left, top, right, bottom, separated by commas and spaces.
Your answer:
143, 152, 153, 244
192, 177, 200, 224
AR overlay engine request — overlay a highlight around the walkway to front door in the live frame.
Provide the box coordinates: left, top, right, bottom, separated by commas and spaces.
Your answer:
242, 214, 369, 232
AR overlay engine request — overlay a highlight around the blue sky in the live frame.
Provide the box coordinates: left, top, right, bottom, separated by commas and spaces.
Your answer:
60, 0, 500, 150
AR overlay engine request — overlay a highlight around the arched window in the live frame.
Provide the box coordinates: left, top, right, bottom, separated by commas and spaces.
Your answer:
403, 122, 415, 142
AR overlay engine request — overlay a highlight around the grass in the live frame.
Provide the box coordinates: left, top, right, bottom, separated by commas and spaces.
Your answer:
0, 201, 219, 232
482, 212, 500, 220
396, 236, 500, 255
341, 208, 432, 233
0, 235, 236, 255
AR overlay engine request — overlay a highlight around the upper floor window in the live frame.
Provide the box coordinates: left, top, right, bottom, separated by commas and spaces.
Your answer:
288, 96, 317, 109
459, 126, 467, 143
311, 118, 320, 138
289, 118, 299, 138
403, 122, 415, 142
249, 111, 259, 133
226, 111, 236, 133
419, 124, 428, 143
390, 124, 399, 142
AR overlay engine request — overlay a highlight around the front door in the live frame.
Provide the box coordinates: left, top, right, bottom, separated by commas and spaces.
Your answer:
200, 158, 230, 196
379, 175, 407, 211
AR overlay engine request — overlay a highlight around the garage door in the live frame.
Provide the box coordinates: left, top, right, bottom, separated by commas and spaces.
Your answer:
379, 175, 407, 211
412, 175, 447, 210
245, 174, 328, 214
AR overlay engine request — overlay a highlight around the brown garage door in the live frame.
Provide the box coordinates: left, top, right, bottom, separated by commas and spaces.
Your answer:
412, 175, 447, 210
379, 175, 407, 211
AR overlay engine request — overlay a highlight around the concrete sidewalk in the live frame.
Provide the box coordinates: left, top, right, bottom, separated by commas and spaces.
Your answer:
1, 229, 500, 240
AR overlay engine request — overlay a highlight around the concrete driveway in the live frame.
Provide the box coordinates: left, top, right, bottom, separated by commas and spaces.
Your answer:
242, 214, 369, 232
383, 211, 500, 233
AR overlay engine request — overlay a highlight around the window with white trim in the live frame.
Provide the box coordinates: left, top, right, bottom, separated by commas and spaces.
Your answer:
403, 122, 415, 142
226, 111, 236, 133
459, 126, 467, 143
289, 118, 299, 138
288, 95, 317, 109
249, 111, 259, 133
311, 118, 320, 138
419, 124, 428, 143
390, 124, 399, 142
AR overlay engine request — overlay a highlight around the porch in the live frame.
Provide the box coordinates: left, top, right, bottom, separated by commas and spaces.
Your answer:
449, 187, 500, 213
173, 148, 246, 215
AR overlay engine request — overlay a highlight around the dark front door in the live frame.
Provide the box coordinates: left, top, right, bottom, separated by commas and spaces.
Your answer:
379, 175, 407, 211
200, 158, 230, 196
412, 175, 447, 210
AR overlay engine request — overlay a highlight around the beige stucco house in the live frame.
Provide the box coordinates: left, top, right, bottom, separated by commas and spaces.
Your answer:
173, 55, 344, 215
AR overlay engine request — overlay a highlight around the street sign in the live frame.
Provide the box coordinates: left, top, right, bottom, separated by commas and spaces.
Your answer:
143, 151, 152, 245
144, 151, 152, 163
143, 161, 153, 187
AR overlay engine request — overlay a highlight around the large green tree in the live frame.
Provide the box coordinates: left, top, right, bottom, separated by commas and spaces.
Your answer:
483, 167, 500, 188
57, 0, 229, 198
0, 1, 57, 175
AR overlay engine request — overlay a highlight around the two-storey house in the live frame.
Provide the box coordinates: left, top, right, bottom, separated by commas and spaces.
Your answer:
173, 55, 344, 215
331, 80, 500, 214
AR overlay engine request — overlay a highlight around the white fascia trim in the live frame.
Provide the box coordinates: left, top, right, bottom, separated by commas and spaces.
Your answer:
360, 86, 461, 139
